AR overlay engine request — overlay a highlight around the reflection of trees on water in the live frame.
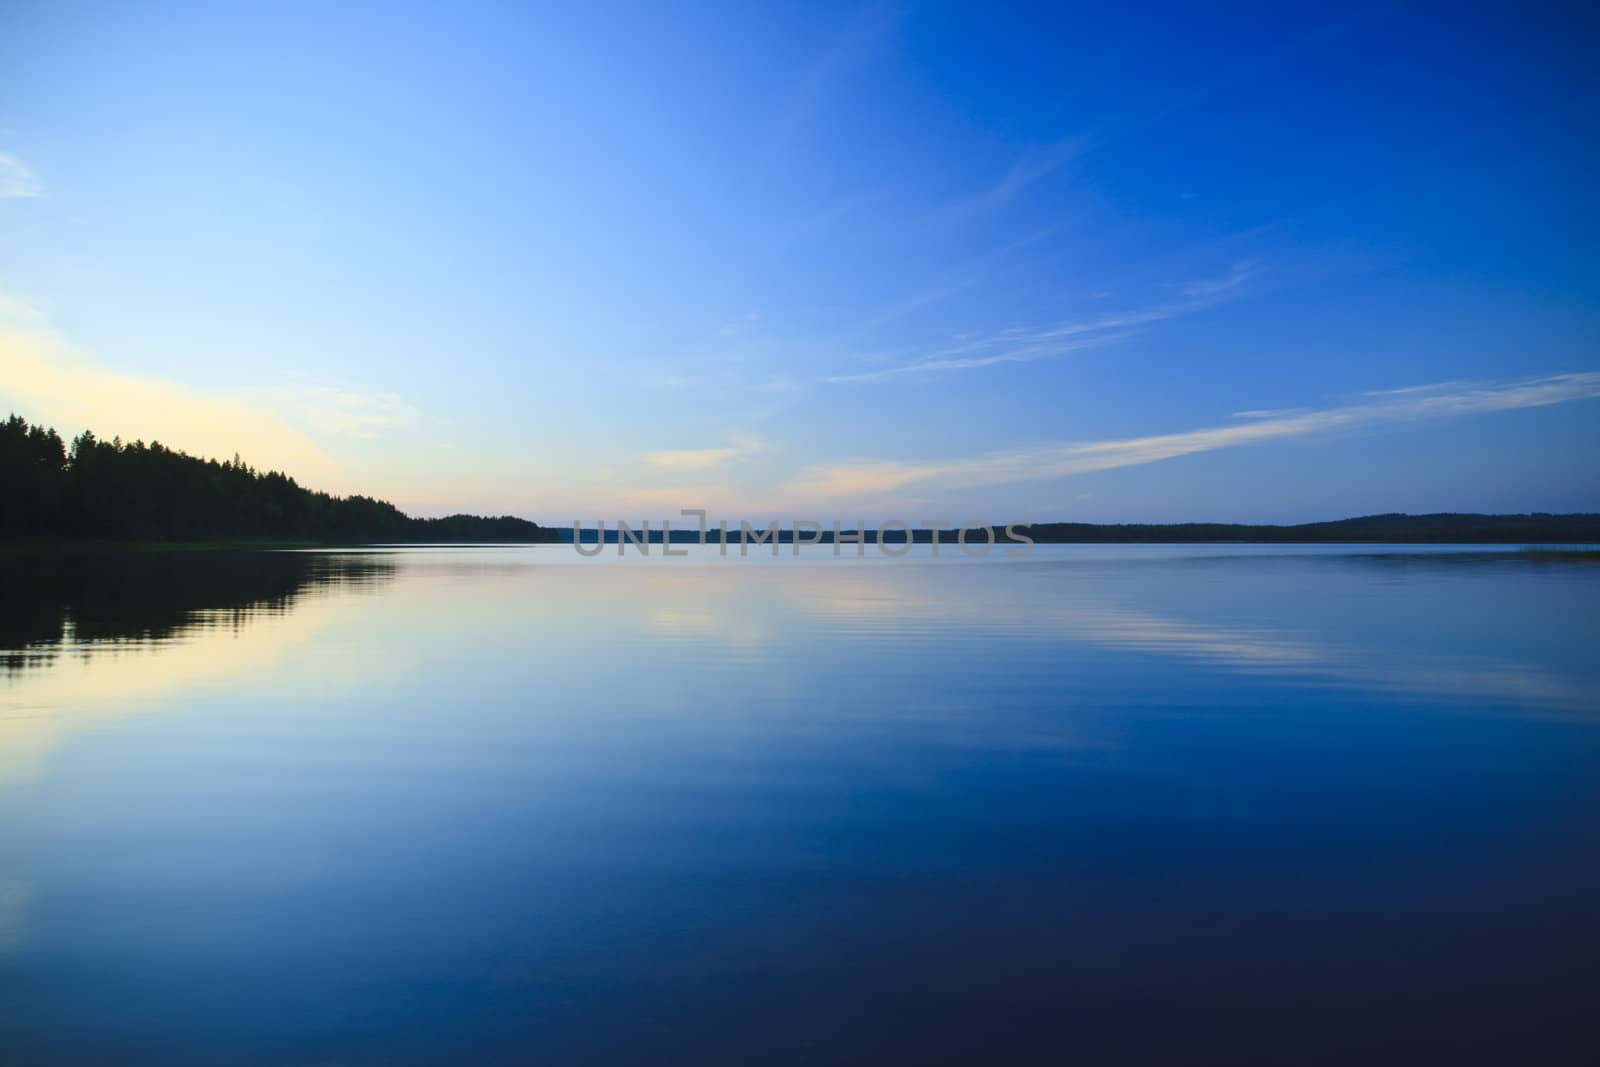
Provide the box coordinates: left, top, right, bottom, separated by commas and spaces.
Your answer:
0, 551, 397, 675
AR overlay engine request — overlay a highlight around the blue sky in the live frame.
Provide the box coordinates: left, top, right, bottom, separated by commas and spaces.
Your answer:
1, 1, 1596, 522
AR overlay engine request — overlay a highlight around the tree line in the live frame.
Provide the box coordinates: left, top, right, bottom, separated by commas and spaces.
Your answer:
1, 414, 556, 543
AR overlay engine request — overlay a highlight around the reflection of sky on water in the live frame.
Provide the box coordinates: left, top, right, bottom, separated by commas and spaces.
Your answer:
3, 547, 1596, 788
2, 545, 1599, 1063
771, 560, 1600, 717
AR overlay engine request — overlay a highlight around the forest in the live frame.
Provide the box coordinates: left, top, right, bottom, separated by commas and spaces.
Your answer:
0, 414, 556, 543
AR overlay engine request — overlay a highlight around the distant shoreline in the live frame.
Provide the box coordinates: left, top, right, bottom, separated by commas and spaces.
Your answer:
559, 513, 1600, 546
5, 513, 1600, 552
9, 416, 1598, 549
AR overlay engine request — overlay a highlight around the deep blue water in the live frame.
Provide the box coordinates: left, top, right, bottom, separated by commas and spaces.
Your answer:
2, 545, 1598, 1064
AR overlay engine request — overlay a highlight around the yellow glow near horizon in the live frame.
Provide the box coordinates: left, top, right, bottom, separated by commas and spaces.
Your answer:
0, 295, 342, 483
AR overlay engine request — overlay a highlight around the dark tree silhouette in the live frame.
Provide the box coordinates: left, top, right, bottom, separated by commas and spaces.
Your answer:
1, 414, 556, 543
1, 549, 398, 675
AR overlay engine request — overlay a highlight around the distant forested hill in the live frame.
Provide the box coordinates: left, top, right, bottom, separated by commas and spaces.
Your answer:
0, 414, 557, 543
1023, 514, 1600, 543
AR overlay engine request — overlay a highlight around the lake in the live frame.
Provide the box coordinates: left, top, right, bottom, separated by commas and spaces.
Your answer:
2, 544, 1598, 1063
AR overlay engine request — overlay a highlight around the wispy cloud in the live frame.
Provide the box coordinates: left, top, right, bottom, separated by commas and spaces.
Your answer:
783, 371, 1600, 499
828, 260, 1260, 384
717, 312, 761, 338
0, 154, 41, 199
766, 3, 900, 159
642, 434, 765, 471
1179, 259, 1258, 298
826, 332, 1133, 383
858, 223, 1065, 331
619, 484, 763, 512
260, 384, 419, 438
933, 136, 1090, 221
1230, 407, 1311, 420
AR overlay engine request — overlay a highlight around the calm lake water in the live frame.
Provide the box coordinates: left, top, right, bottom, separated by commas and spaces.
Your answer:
2, 544, 1598, 1064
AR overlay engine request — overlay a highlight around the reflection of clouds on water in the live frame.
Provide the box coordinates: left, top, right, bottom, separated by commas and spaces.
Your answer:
545, 561, 1558, 730
772, 563, 1600, 719
3, 549, 1595, 789
1062, 606, 1325, 669
0, 879, 30, 955
1058, 605, 1598, 718
646, 607, 723, 635
470, 553, 1596, 719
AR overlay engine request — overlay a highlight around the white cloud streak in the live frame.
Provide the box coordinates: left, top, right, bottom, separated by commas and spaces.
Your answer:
828, 260, 1259, 384
0, 154, 41, 199
642, 434, 765, 471
826, 333, 1134, 383
258, 385, 419, 438
783, 371, 1600, 499
933, 136, 1090, 221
